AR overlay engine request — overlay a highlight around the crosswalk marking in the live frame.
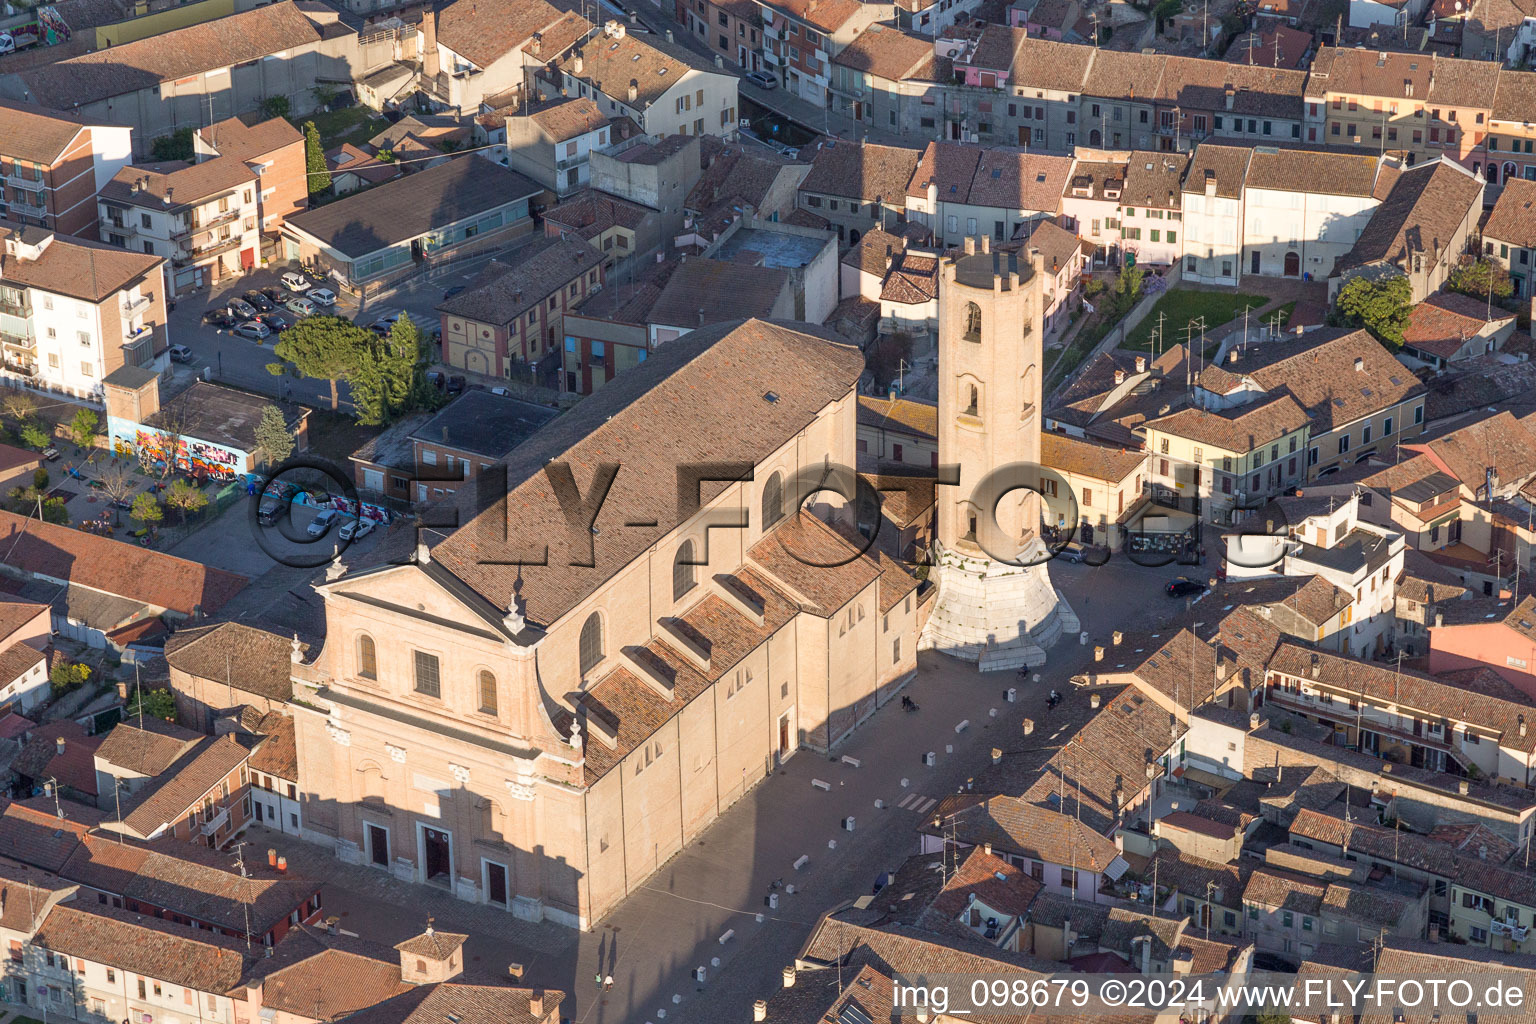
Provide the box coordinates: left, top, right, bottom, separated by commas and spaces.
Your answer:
896, 793, 937, 814
914, 797, 937, 814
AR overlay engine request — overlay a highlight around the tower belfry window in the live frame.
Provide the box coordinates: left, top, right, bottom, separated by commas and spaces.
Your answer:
964, 302, 982, 341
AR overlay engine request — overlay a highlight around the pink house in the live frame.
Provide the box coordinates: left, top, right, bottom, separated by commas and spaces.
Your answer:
1427, 594, 1536, 698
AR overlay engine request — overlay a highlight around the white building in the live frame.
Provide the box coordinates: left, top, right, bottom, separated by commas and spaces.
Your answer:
1241, 148, 1386, 281
1181, 143, 1252, 287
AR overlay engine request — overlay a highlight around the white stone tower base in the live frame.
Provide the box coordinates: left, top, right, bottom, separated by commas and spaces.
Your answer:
919, 540, 1079, 672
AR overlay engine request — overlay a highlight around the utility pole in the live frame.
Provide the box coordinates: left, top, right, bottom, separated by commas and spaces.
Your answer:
232, 842, 254, 952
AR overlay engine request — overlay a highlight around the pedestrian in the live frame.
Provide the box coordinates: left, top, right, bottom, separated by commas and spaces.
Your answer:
594, 972, 602, 991
605, 975, 614, 992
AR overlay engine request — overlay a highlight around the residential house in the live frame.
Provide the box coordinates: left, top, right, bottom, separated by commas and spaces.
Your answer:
697, 218, 838, 325
0, 3, 362, 157
980, 34, 1096, 153
1400, 291, 1518, 368
545, 22, 740, 139
403, 391, 559, 503
544, 189, 661, 269
0, 509, 246, 647
323, 144, 403, 196
0, 597, 48, 715
589, 133, 703, 244
165, 621, 301, 731
917, 793, 1129, 903
281, 158, 541, 294
0, 100, 132, 238
1079, 50, 1165, 151
797, 139, 922, 242
1486, 69, 1536, 186
1140, 395, 1312, 524
756, 0, 893, 104
1481, 177, 1536, 298
1332, 157, 1483, 304
1117, 151, 1187, 268
861, 848, 1044, 952
1182, 144, 1254, 285
98, 117, 304, 295
1194, 328, 1427, 477
1059, 155, 1127, 267
857, 393, 938, 470
0, 223, 167, 401
1241, 148, 1387, 281
829, 24, 938, 134
95, 729, 255, 846
677, 0, 763, 70
415, 0, 585, 116
1017, 219, 1086, 338
1153, 59, 1308, 150
436, 234, 605, 376
1427, 594, 1536, 698
684, 144, 807, 245
490, 96, 614, 197
905, 143, 1071, 248
243, 712, 304, 838
1038, 432, 1147, 549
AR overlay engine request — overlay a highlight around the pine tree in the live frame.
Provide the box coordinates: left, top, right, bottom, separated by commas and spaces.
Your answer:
303, 121, 331, 196
254, 405, 295, 466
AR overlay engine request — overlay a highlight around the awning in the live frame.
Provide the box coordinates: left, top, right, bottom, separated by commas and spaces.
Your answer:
1178, 765, 1235, 793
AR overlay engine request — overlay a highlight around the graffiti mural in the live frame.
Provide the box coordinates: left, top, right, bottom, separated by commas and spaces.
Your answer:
133, 430, 241, 479
328, 496, 392, 524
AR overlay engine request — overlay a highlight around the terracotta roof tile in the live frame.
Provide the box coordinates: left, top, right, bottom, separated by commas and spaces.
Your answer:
164, 621, 299, 703
802, 140, 922, 204
1337, 158, 1483, 277
33, 903, 249, 992
95, 717, 200, 777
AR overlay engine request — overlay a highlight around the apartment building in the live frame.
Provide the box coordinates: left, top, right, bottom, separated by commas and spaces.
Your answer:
97, 117, 303, 295
797, 140, 921, 242
0, 224, 167, 402
829, 24, 937, 134
417, 0, 584, 116
1153, 59, 1308, 151
1333, 157, 1483, 303
757, 0, 892, 104
1059, 155, 1126, 266
678, 0, 763, 69
1481, 177, 1536, 297
903, 142, 1070, 247
1197, 329, 1426, 478
1241, 148, 1386, 280
0, 101, 132, 239
1119, 151, 1186, 267
1182, 143, 1252, 286
1141, 396, 1311, 524
487, 96, 614, 197
1486, 68, 1536, 185
546, 23, 740, 139
1038, 431, 1147, 548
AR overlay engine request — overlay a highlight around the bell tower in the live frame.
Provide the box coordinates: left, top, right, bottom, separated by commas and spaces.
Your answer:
919, 237, 1077, 671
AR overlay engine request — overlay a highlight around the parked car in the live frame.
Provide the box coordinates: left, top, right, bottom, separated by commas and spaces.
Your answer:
281, 271, 311, 292
427, 370, 446, 391
168, 344, 195, 363
308, 288, 338, 306
339, 517, 376, 541
1166, 576, 1206, 598
443, 285, 465, 300
447, 375, 465, 395
259, 287, 286, 303
306, 508, 341, 537
227, 298, 257, 319
202, 310, 238, 329
258, 499, 285, 525
258, 312, 293, 332
243, 290, 275, 312
746, 70, 777, 89
368, 321, 393, 336
233, 321, 271, 340
286, 297, 317, 317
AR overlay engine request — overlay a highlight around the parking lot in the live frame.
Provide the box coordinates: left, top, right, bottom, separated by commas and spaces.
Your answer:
165, 254, 508, 412
167, 490, 385, 577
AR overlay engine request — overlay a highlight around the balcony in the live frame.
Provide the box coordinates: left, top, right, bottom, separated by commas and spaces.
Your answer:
1, 331, 36, 354
5, 199, 47, 220
1267, 688, 1457, 754
1492, 920, 1530, 942
178, 235, 242, 265
122, 293, 152, 318
0, 300, 31, 318
199, 805, 230, 837
190, 207, 241, 233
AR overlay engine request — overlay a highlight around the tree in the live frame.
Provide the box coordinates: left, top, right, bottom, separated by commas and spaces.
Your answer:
130, 491, 163, 528
1256, 1010, 1292, 1024
126, 686, 177, 721
164, 479, 209, 523
303, 121, 331, 195
19, 422, 48, 450
866, 331, 914, 392
151, 127, 194, 162
98, 463, 136, 524
39, 497, 68, 525
268, 316, 369, 411
1446, 255, 1514, 302
69, 407, 99, 449
49, 660, 91, 695
258, 95, 291, 121
255, 404, 295, 466
1334, 275, 1413, 349
351, 314, 440, 425
150, 402, 193, 478
2, 391, 36, 425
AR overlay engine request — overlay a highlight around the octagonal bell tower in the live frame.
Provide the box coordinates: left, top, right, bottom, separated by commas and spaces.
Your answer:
919, 237, 1077, 671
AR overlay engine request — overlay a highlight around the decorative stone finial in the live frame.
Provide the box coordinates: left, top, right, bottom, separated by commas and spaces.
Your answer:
290, 633, 302, 663
568, 718, 583, 751
504, 577, 526, 634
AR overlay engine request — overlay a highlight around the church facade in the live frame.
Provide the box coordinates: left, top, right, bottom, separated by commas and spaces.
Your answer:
288, 319, 925, 930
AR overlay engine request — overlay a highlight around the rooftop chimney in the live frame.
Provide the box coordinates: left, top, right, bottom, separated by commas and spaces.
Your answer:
1135, 355, 1146, 372
1460, 779, 1471, 795
55, 736, 65, 757
754, 999, 768, 1022
782, 967, 796, 988
1114, 369, 1126, 384
529, 992, 544, 1018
